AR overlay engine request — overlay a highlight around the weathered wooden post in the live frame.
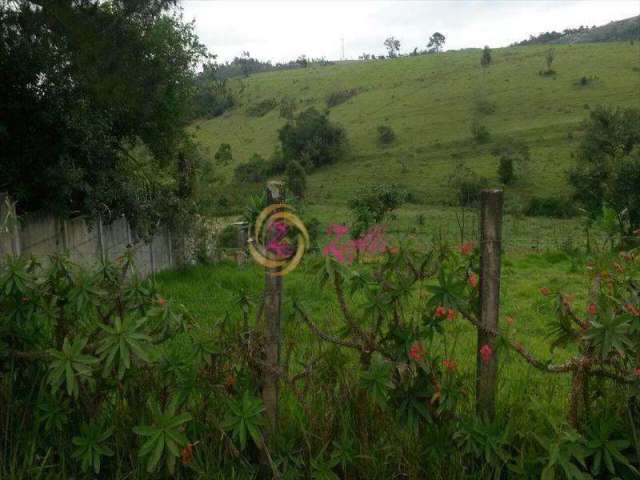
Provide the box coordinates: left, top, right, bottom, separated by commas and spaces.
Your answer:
476, 189, 503, 420
262, 181, 284, 438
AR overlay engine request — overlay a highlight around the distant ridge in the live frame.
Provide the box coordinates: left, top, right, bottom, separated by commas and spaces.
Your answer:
514, 15, 639, 46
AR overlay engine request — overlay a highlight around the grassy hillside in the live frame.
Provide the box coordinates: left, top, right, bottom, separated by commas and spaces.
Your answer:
194, 41, 640, 211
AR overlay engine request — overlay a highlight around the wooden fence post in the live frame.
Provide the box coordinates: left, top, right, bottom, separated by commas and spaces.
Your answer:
262, 181, 284, 439
476, 189, 503, 420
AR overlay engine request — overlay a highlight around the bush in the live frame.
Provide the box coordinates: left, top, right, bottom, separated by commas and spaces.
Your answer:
498, 157, 514, 184
349, 183, 408, 235
377, 125, 396, 145
218, 224, 239, 249
279, 96, 296, 120
470, 119, 490, 143
247, 98, 277, 117
193, 80, 234, 118
285, 160, 307, 198
524, 196, 578, 218
214, 143, 233, 165
233, 154, 269, 183
326, 88, 359, 108
278, 107, 347, 169
456, 177, 488, 206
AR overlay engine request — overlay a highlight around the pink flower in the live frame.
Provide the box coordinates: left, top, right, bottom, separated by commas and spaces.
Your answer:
447, 308, 456, 321
459, 241, 475, 255
468, 273, 478, 289
587, 303, 597, 316
158, 297, 167, 306
267, 239, 294, 259
322, 241, 347, 264
434, 306, 447, 318
409, 341, 424, 361
479, 344, 493, 363
326, 224, 350, 237
540, 287, 551, 296
635, 368, 640, 378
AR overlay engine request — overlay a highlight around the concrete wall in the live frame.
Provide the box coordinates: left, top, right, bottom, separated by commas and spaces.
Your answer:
0, 193, 176, 275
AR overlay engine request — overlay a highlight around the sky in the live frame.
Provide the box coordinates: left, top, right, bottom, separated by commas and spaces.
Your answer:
180, 1, 640, 63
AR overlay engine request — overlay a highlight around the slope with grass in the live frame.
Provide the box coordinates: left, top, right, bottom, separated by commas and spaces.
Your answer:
194, 41, 639, 212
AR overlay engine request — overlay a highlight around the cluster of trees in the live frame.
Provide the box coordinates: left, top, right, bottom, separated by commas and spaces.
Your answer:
513, 25, 597, 46
213, 52, 333, 80
360, 32, 446, 60
230, 107, 348, 199
0, 0, 208, 234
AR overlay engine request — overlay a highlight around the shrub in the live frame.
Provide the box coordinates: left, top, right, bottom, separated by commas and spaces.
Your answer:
193, 82, 234, 118
480, 45, 492, 68
326, 88, 359, 108
470, 119, 490, 143
214, 143, 233, 165
568, 105, 640, 235
474, 97, 496, 115
377, 125, 396, 145
218, 223, 239, 249
233, 154, 269, 183
524, 196, 577, 218
349, 183, 408, 235
247, 98, 277, 117
279, 96, 296, 120
498, 157, 514, 184
278, 107, 347, 169
285, 160, 307, 198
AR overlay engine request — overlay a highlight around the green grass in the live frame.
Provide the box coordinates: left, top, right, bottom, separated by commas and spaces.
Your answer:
194, 41, 640, 209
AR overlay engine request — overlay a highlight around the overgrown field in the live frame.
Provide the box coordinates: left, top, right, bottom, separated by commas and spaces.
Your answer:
194, 41, 640, 208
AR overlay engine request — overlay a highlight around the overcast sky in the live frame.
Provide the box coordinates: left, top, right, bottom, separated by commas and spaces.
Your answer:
181, 1, 639, 63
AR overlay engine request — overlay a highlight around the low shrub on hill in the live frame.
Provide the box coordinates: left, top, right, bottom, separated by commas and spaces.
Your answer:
377, 125, 396, 145
525, 196, 577, 218
326, 88, 360, 108
247, 98, 278, 117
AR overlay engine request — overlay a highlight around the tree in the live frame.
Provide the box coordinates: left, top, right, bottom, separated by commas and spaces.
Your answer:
214, 144, 233, 166
568, 106, 640, 237
278, 108, 347, 169
498, 157, 514, 184
285, 160, 307, 198
481, 46, 492, 67
383, 37, 401, 58
545, 48, 555, 72
427, 32, 446, 53
0, 0, 207, 234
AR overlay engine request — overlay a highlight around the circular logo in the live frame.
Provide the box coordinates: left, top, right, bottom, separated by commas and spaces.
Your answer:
248, 204, 309, 276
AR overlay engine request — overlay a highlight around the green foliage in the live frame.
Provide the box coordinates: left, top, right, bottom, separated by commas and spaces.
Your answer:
278, 107, 347, 169
72, 422, 114, 474
525, 196, 577, 218
247, 98, 278, 117
470, 118, 491, 143
222, 390, 265, 451
133, 398, 193, 473
348, 183, 408, 235
47, 337, 98, 398
192, 64, 235, 118
377, 125, 396, 146
568, 106, 640, 235
233, 153, 269, 183
584, 415, 637, 476
0, 1, 207, 227
481, 46, 492, 67
498, 157, 514, 184
215, 143, 233, 166
286, 160, 307, 198
427, 32, 446, 53
326, 88, 360, 108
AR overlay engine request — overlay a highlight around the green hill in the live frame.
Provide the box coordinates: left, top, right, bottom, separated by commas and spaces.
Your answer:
193, 41, 640, 212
